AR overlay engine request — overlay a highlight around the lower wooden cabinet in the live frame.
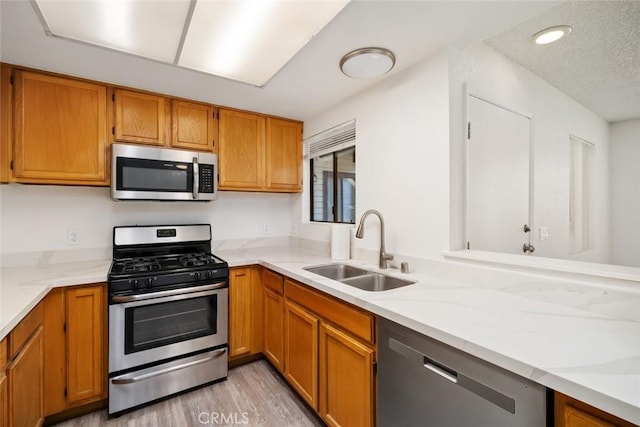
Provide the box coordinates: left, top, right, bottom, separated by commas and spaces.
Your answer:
0, 371, 7, 427
555, 392, 636, 427
263, 287, 284, 372
284, 300, 319, 410
43, 284, 106, 416
319, 323, 374, 427
229, 267, 263, 360
280, 276, 376, 427
7, 326, 44, 427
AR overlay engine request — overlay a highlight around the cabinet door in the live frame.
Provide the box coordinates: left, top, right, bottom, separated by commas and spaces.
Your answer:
218, 109, 265, 190
66, 286, 104, 404
43, 288, 66, 416
229, 268, 252, 359
320, 323, 374, 427
265, 118, 302, 192
263, 288, 284, 372
7, 327, 44, 427
114, 89, 168, 145
555, 393, 634, 427
14, 71, 107, 184
284, 300, 319, 410
0, 373, 7, 427
172, 100, 216, 152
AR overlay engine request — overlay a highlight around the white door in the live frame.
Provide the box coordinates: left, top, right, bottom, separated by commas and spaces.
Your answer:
467, 94, 531, 254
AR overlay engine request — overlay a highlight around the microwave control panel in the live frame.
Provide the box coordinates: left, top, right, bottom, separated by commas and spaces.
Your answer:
199, 165, 215, 193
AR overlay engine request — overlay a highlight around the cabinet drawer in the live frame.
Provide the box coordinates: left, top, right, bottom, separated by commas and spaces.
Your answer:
9, 303, 43, 357
263, 269, 284, 295
0, 337, 7, 370
285, 279, 374, 345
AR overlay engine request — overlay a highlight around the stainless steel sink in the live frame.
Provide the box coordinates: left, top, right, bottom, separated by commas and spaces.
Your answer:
303, 263, 416, 291
303, 263, 371, 281
341, 273, 416, 292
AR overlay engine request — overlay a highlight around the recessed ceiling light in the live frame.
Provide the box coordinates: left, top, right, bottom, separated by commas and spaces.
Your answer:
531, 25, 572, 45
340, 47, 396, 79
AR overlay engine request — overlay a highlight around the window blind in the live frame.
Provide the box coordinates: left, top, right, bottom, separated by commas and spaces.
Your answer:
305, 119, 355, 158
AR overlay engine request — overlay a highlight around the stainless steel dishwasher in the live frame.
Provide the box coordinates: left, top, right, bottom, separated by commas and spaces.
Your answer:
378, 318, 549, 427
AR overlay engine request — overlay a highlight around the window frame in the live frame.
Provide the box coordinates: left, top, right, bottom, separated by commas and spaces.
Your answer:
309, 146, 356, 224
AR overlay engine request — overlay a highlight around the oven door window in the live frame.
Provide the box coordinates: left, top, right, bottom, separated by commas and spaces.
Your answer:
124, 295, 217, 354
116, 157, 193, 193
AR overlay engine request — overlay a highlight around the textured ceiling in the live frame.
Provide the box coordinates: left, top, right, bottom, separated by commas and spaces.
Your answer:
486, 1, 640, 123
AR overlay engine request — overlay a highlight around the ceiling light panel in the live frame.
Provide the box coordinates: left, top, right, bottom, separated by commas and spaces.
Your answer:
179, 0, 350, 86
34, 0, 191, 63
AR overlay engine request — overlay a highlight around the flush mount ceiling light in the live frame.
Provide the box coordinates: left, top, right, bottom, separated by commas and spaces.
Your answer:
531, 25, 572, 45
340, 47, 396, 79
31, 0, 350, 86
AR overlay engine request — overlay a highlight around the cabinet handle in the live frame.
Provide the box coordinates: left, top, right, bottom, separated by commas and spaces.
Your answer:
192, 156, 199, 199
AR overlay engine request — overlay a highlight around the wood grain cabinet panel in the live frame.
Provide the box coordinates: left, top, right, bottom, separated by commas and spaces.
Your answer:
265, 118, 302, 191
7, 326, 44, 427
66, 286, 104, 404
43, 284, 106, 418
218, 109, 265, 190
284, 300, 319, 410
319, 323, 374, 427
114, 89, 168, 146
555, 392, 636, 427
229, 268, 253, 359
0, 337, 7, 427
171, 100, 217, 152
13, 70, 107, 185
263, 287, 284, 372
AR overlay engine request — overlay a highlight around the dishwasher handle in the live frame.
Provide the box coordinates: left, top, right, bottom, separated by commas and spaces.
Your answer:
388, 337, 516, 414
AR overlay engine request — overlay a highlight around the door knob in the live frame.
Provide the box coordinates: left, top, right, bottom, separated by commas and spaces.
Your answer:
523, 224, 531, 233
522, 243, 535, 253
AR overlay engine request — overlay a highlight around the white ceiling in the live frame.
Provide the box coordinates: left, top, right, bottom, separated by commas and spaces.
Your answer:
1, 1, 557, 121
486, 1, 640, 123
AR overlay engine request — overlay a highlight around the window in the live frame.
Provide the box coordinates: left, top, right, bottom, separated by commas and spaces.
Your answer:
306, 120, 356, 224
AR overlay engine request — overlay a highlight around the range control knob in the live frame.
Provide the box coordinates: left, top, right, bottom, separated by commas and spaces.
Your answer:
194, 272, 201, 281
145, 278, 154, 287
130, 279, 139, 289
205, 270, 213, 280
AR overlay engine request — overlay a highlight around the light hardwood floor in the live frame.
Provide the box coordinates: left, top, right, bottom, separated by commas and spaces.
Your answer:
54, 360, 324, 427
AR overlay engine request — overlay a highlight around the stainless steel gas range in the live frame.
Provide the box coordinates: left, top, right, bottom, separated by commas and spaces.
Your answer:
107, 224, 229, 416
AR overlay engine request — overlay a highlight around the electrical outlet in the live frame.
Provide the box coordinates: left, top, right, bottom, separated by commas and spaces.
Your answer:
539, 226, 550, 241
262, 224, 271, 235
67, 229, 80, 246
290, 223, 298, 235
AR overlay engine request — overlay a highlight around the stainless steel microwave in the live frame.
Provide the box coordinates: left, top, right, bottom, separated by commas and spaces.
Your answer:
111, 143, 217, 201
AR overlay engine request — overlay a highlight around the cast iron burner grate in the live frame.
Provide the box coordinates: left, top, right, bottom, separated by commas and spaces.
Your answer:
180, 253, 214, 267
122, 257, 161, 273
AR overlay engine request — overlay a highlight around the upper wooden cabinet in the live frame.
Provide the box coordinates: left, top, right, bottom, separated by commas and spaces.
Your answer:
13, 70, 108, 185
114, 89, 169, 146
265, 118, 303, 192
218, 109, 265, 190
172, 100, 217, 152
218, 108, 302, 192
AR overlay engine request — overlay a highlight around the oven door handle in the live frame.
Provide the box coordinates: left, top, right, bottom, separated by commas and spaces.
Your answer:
111, 348, 227, 385
111, 282, 226, 303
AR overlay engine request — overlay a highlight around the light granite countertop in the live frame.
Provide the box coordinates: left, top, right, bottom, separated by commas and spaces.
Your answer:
1, 246, 638, 424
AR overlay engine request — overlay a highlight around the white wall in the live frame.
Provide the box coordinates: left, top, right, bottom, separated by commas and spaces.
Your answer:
449, 43, 610, 264
294, 51, 451, 260
0, 184, 292, 257
610, 119, 640, 267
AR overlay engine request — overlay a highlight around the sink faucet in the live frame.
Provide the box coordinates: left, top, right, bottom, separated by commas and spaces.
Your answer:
355, 209, 394, 269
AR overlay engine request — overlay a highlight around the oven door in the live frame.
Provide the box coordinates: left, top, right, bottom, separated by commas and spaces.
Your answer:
109, 282, 228, 373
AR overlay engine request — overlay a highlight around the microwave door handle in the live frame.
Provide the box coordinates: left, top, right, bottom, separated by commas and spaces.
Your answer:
192, 157, 199, 199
